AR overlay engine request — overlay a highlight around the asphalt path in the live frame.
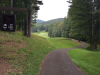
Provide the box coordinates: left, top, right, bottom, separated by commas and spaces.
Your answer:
39, 42, 87, 75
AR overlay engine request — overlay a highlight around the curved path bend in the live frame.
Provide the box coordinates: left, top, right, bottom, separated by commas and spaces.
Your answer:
39, 42, 87, 75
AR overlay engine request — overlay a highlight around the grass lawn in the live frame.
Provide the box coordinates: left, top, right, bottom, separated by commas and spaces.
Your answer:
0, 30, 80, 75
1, 30, 99, 75
68, 48, 100, 75
33, 31, 49, 38
34, 31, 100, 75
33, 31, 81, 49
47, 38, 81, 49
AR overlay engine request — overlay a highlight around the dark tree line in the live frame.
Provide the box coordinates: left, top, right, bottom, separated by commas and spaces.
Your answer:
32, 24, 48, 32
47, 0, 100, 50
62, 0, 100, 49
48, 21, 63, 37
0, 0, 43, 38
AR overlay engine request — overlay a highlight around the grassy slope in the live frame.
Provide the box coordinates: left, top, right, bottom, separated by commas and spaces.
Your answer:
0, 31, 55, 75
1, 31, 80, 75
68, 47, 100, 75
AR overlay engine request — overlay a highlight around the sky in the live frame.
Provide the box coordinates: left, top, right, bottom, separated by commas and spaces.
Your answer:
36, 0, 70, 21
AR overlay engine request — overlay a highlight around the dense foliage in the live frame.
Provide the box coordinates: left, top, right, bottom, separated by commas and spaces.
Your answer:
48, 21, 63, 37
62, 0, 100, 49
32, 18, 64, 32
0, 0, 43, 38
47, 0, 100, 50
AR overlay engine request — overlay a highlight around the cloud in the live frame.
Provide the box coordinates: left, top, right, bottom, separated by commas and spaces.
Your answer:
36, 0, 70, 21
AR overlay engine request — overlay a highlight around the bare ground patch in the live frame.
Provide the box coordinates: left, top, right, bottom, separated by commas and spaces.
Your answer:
0, 34, 27, 75
0, 58, 23, 75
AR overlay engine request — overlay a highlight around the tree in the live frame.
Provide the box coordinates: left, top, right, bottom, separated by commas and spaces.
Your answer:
0, 0, 43, 38
67, 0, 100, 49
37, 29, 40, 33
48, 21, 63, 37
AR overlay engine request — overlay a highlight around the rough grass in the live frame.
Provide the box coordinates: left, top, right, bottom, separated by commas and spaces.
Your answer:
0, 31, 55, 75
68, 48, 100, 75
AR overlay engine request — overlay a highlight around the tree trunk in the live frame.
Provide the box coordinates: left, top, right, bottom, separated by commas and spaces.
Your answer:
19, 20, 20, 30
22, 19, 23, 31
94, 4, 99, 49
0, 1, 1, 30
91, 0, 95, 48
28, 10, 31, 38
24, 19, 27, 36
17, 21, 19, 30
9, 0, 13, 34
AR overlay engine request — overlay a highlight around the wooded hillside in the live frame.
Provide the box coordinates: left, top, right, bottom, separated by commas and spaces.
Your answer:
32, 18, 64, 32
62, 0, 100, 50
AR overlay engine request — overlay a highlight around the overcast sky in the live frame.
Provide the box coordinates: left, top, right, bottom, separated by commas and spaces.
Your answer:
36, 0, 70, 21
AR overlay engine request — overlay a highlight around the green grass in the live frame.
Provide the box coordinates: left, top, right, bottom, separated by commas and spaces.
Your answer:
33, 31, 49, 38
47, 38, 81, 49
68, 48, 100, 75
34, 31, 100, 75
33, 31, 81, 49
0, 31, 56, 75
1, 30, 99, 75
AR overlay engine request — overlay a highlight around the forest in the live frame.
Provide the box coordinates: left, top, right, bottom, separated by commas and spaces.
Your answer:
0, 0, 43, 38
33, 0, 100, 50
31, 18, 64, 33
65, 0, 100, 50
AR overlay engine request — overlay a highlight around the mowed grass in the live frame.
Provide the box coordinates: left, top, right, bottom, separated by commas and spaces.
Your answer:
48, 38, 81, 49
33, 31, 81, 49
68, 48, 100, 75
33, 31, 49, 38
0, 31, 55, 75
34, 31, 100, 75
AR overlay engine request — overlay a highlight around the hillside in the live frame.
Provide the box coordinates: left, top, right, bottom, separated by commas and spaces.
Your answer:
36, 19, 45, 23
0, 31, 55, 75
36, 18, 64, 26
0, 31, 80, 75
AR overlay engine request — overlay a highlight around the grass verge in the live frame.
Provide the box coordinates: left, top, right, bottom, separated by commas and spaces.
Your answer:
68, 48, 100, 75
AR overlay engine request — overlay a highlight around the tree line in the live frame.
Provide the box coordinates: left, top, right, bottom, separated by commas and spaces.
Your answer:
48, 0, 100, 50
32, 24, 48, 32
48, 21, 63, 37
31, 18, 64, 33
0, 0, 43, 38
62, 0, 100, 50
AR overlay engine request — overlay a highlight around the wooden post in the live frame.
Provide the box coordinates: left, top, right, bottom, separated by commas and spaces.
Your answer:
9, 0, 13, 34
11, 0, 13, 14
0, 0, 1, 30
28, 10, 31, 38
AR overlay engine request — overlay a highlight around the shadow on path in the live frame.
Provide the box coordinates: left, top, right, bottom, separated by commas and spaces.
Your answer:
39, 42, 87, 75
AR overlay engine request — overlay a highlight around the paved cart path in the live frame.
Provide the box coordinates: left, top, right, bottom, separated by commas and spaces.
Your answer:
39, 42, 87, 75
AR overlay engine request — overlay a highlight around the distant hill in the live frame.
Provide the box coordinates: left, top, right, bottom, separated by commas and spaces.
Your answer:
36, 19, 45, 23
36, 18, 64, 26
